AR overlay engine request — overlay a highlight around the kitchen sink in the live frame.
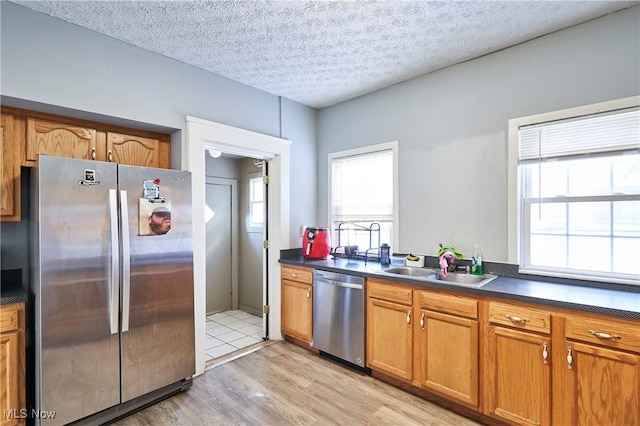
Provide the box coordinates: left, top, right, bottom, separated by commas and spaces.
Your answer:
381, 266, 438, 278
380, 267, 497, 288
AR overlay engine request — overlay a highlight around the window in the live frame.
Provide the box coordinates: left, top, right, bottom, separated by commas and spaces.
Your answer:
511, 99, 639, 285
329, 141, 398, 252
249, 176, 264, 229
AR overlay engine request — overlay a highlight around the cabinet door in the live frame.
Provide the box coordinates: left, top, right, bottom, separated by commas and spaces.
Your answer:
107, 132, 169, 168
1, 112, 20, 220
281, 280, 312, 342
487, 326, 551, 426
26, 117, 97, 162
0, 332, 19, 426
417, 309, 478, 407
366, 297, 413, 380
566, 342, 639, 426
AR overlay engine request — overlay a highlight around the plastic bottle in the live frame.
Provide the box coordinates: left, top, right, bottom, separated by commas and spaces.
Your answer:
380, 243, 390, 264
471, 245, 483, 275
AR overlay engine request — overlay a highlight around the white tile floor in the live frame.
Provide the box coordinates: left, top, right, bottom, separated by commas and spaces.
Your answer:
205, 310, 264, 361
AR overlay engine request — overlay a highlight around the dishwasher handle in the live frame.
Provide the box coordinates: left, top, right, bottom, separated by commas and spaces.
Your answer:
315, 277, 363, 290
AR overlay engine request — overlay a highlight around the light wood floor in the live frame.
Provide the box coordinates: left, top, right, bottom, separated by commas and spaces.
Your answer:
112, 341, 481, 425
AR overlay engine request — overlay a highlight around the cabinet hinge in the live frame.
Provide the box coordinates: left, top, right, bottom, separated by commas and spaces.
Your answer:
263, 305, 270, 314
263, 175, 270, 185
263, 240, 270, 249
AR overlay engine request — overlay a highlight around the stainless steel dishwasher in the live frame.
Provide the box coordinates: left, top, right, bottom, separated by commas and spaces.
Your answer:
313, 270, 366, 369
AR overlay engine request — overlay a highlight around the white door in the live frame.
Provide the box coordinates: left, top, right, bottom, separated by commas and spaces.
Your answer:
205, 180, 234, 313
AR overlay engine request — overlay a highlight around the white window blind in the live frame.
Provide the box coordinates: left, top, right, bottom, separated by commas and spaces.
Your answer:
331, 149, 393, 223
519, 109, 640, 161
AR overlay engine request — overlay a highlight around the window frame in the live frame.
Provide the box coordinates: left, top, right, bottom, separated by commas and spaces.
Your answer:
328, 141, 399, 251
248, 173, 264, 232
508, 96, 640, 285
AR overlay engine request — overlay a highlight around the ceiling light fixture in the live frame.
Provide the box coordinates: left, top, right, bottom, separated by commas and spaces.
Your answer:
208, 149, 222, 158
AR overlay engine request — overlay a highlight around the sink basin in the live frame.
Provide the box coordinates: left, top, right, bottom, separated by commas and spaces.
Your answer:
381, 266, 437, 278
434, 272, 497, 287
380, 267, 496, 288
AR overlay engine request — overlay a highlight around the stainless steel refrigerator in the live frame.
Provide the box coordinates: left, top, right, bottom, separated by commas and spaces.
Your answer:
31, 155, 195, 425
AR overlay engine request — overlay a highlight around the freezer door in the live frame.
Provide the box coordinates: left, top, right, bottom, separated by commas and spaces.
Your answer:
33, 156, 120, 426
117, 165, 195, 402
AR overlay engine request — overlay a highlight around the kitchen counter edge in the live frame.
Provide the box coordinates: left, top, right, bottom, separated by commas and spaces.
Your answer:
279, 257, 640, 321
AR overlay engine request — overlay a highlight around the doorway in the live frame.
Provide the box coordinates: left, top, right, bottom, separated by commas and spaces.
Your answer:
186, 116, 291, 376
204, 155, 266, 363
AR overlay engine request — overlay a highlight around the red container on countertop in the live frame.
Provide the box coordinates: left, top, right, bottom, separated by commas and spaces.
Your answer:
302, 227, 331, 259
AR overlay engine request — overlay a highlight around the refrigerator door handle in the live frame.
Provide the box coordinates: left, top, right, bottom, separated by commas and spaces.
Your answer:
120, 189, 131, 332
109, 189, 120, 335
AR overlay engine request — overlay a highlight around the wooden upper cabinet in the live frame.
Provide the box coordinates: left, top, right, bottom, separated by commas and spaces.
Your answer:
20, 112, 171, 169
107, 132, 170, 169
26, 117, 98, 164
1, 112, 21, 221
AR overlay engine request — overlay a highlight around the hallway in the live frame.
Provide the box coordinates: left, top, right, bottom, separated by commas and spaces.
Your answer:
205, 310, 263, 361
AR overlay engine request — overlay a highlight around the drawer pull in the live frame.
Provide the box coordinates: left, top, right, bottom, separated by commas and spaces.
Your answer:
505, 314, 529, 324
406, 310, 411, 326
420, 312, 425, 330
588, 330, 621, 340
542, 342, 548, 365
567, 346, 573, 370
291, 273, 300, 278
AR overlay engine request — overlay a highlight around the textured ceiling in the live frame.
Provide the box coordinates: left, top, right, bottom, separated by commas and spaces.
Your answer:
9, 0, 639, 109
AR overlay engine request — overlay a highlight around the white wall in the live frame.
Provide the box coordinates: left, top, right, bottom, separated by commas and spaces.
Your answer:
317, 6, 640, 263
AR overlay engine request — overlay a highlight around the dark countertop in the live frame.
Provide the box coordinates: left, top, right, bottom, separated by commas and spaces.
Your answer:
1, 269, 28, 305
1, 283, 28, 305
280, 256, 640, 321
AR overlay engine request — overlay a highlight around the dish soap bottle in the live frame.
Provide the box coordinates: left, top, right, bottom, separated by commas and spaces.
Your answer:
471, 245, 483, 275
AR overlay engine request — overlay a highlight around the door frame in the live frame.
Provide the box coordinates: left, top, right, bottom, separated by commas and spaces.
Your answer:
205, 176, 239, 313
185, 116, 291, 376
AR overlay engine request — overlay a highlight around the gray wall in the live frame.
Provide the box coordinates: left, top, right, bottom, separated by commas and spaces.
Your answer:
317, 6, 640, 262
0, 1, 318, 249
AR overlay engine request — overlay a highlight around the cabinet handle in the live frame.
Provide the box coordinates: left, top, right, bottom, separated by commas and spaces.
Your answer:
406, 310, 411, 326
108, 150, 113, 162
588, 330, 621, 340
91, 147, 96, 160
505, 314, 529, 324
307, 288, 311, 299
567, 346, 573, 370
420, 312, 425, 330
542, 342, 548, 365
292, 273, 300, 278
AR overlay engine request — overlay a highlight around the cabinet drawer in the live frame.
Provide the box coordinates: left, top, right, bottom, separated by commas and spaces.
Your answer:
565, 314, 640, 354
0, 305, 19, 333
367, 279, 413, 306
281, 266, 313, 284
419, 291, 477, 319
489, 301, 551, 334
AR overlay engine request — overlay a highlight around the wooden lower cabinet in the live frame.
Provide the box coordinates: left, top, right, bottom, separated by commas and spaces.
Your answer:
561, 314, 640, 426
0, 303, 25, 426
366, 279, 413, 381
415, 291, 479, 408
485, 301, 552, 426
486, 325, 551, 426
280, 266, 313, 343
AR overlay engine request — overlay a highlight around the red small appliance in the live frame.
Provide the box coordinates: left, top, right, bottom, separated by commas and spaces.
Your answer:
302, 227, 331, 259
